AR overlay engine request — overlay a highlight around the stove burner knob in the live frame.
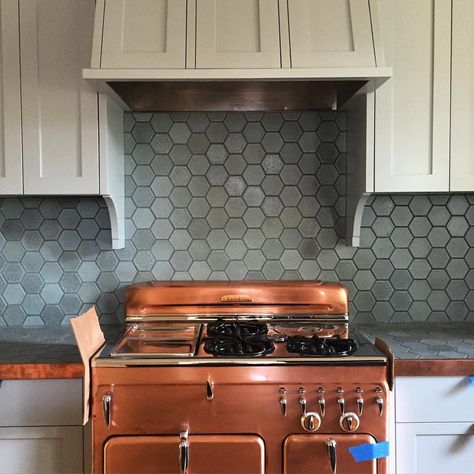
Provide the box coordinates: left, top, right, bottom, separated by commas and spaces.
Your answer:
339, 412, 360, 432
318, 396, 326, 417
356, 387, 364, 416
298, 387, 307, 415
301, 411, 322, 432
336, 388, 345, 415
317, 387, 326, 417
375, 387, 384, 416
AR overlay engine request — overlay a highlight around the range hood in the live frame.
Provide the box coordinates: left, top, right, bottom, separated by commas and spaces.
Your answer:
83, 0, 391, 112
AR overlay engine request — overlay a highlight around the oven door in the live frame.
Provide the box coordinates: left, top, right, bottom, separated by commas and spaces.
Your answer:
283, 434, 377, 474
103, 434, 265, 474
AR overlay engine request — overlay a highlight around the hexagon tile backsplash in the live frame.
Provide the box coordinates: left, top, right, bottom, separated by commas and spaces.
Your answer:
0, 111, 474, 326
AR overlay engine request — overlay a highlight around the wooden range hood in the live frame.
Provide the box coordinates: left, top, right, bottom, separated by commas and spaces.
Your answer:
107, 80, 367, 112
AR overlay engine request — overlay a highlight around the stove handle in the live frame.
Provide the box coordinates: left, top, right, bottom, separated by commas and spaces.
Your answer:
102, 392, 112, 429
326, 439, 337, 473
179, 429, 189, 474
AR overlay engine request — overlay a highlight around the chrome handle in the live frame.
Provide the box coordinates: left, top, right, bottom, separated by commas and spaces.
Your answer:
206, 379, 214, 400
318, 396, 326, 417
357, 395, 364, 416
299, 396, 307, 415
300, 411, 321, 432
279, 387, 287, 416
337, 396, 345, 415
102, 392, 112, 429
179, 429, 189, 474
327, 439, 337, 473
376, 396, 384, 415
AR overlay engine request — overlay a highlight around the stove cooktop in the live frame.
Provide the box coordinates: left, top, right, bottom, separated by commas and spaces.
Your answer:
96, 318, 386, 366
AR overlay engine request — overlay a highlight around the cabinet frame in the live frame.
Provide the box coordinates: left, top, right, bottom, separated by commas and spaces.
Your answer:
0, 0, 22, 195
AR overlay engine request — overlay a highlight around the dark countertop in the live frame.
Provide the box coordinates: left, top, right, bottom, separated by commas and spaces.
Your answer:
356, 322, 474, 376
0, 326, 83, 379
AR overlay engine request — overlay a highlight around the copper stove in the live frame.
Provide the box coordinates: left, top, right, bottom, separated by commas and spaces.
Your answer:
92, 281, 390, 474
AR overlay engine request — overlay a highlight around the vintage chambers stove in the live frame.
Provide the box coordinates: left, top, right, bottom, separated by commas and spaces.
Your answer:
92, 281, 390, 474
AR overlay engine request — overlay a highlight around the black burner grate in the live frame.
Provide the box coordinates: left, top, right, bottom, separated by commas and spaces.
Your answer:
204, 319, 274, 357
286, 335, 358, 357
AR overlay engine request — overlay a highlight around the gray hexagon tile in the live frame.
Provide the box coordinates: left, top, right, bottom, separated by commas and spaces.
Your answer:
2, 112, 474, 325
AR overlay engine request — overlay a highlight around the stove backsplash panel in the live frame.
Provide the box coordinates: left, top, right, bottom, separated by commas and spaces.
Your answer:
0, 111, 473, 325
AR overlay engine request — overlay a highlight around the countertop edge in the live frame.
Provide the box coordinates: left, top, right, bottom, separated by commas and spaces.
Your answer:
0, 362, 84, 380
393, 358, 474, 377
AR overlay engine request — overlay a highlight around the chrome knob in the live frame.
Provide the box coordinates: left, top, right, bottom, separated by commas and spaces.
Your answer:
279, 387, 287, 416
301, 411, 322, 432
298, 387, 306, 415
375, 386, 384, 415
318, 396, 326, 417
337, 387, 345, 415
356, 387, 364, 415
339, 412, 360, 432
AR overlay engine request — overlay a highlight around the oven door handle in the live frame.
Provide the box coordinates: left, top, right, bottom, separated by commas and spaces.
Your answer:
102, 392, 112, 429
326, 438, 337, 473
179, 429, 189, 474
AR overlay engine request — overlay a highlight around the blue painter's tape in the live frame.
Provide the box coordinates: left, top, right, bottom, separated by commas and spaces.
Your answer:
468, 375, 474, 387
349, 441, 389, 463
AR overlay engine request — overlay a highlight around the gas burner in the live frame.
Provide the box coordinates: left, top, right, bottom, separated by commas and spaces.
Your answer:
207, 319, 268, 338
286, 335, 358, 357
204, 319, 274, 357
272, 322, 347, 339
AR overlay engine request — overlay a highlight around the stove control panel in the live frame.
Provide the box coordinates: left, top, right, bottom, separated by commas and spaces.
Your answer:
278, 384, 386, 432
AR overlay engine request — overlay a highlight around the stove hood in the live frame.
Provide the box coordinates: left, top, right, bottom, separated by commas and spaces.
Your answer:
83, 1, 391, 112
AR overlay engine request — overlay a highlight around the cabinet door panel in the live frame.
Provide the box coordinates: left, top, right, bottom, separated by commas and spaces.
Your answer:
288, 0, 375, 68
20, 0, 99, 195
196, 0, 281, 68
450, 0, 474, 191
0, 0, 22, 195
0, 427, 83, 474
104, 435, 265, 474
374, 0, 451, 192
284, 433, 377, 474
101, 0, 186, 68
397, 423, 474, 474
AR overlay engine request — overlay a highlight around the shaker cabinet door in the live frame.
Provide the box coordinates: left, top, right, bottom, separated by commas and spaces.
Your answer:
397, 422, 474, 474
20, 0, 99, 195
0, 427, 83, 474
450, 0, 474, 191
374, 0, 451, 192
104, 435, 265, 474
101, 0, 187, 68
195, 0, 281, 68
284, 434, 377, 474
287, 0, 376, 68
0, 0, 22, 195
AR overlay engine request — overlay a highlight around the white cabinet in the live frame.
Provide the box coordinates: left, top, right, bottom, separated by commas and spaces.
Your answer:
0, 427, 83, 474
287, 0, 376, 68
20, 0, 99, 195
0, 379, 83, 474
374, 0, 451, 192
396, 423, 474, 474
395, 377, 474, 474
100, 0, 187, 69
0, 0, 22, 195
195, 0, 281, 69
450, 0, 474, 191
